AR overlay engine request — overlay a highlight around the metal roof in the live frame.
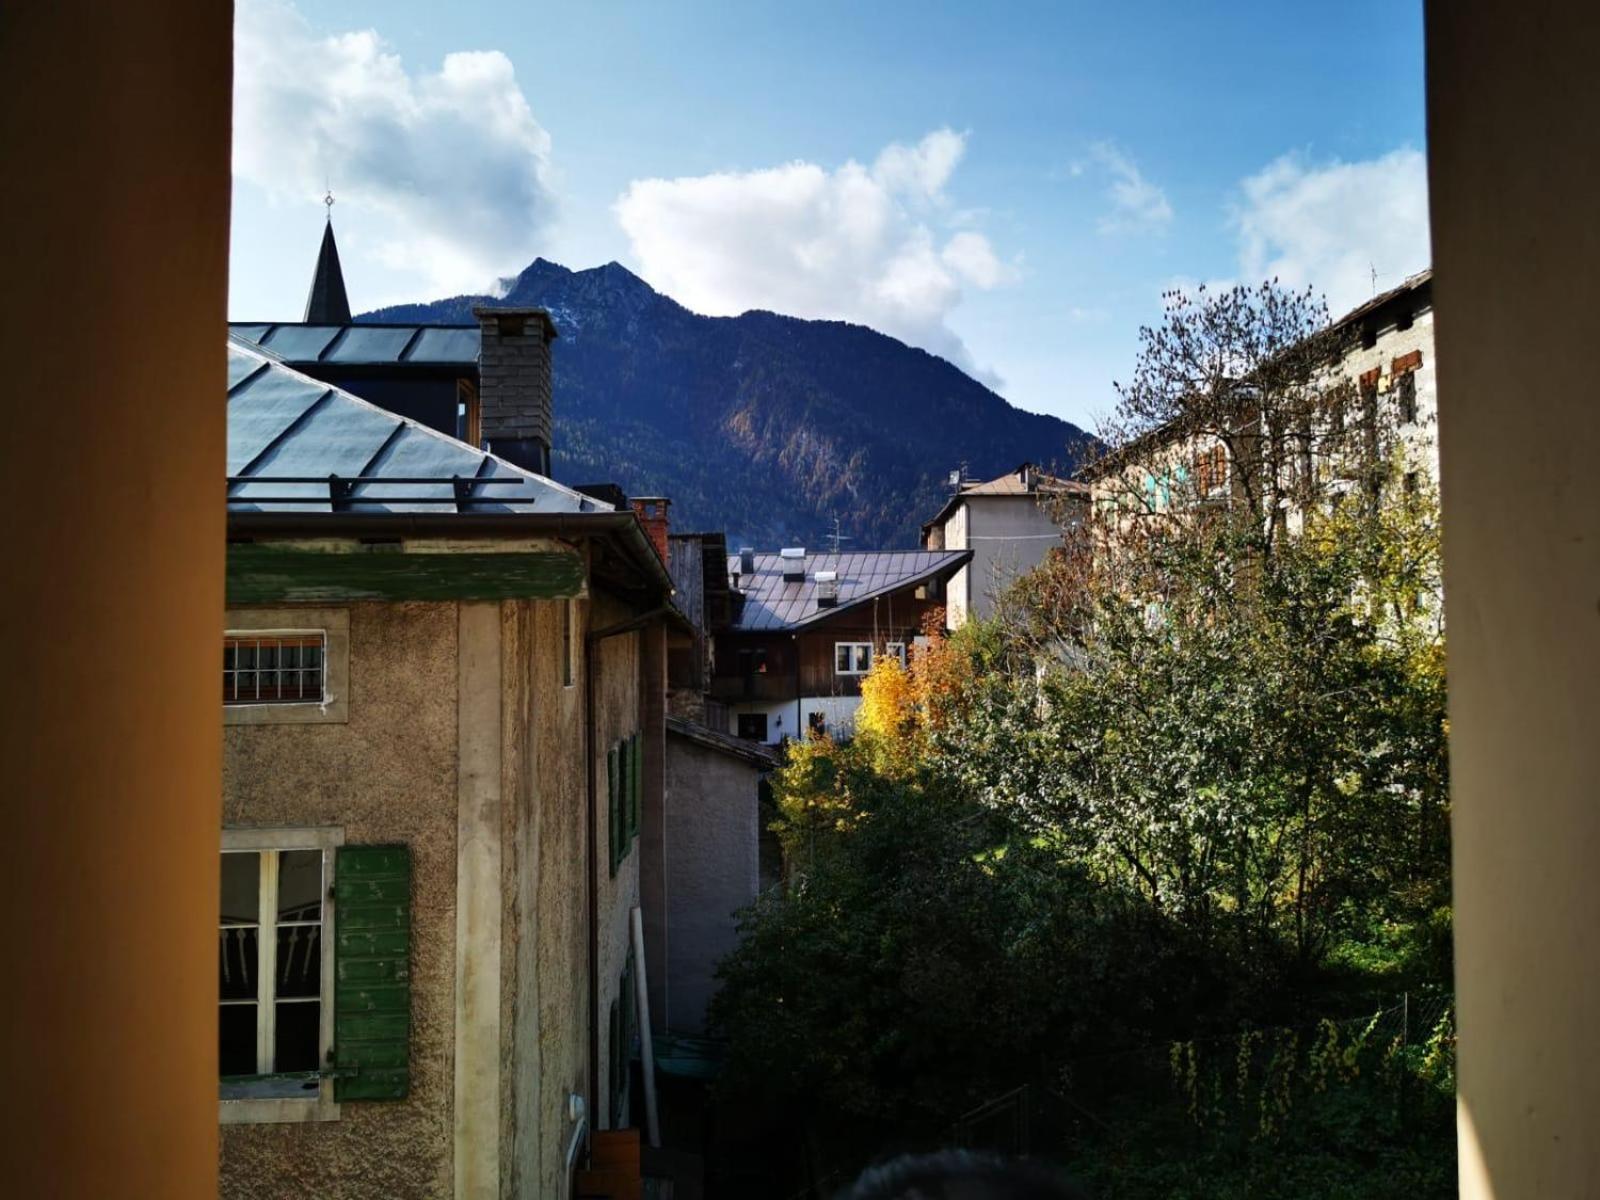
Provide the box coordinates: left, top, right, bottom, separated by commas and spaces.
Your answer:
726, 549, 970, 631
226, 337, 606, 515
227, 322, 480, 367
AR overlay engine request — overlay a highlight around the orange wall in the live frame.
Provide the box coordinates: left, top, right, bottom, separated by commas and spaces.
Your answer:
0, 3, 231, 1195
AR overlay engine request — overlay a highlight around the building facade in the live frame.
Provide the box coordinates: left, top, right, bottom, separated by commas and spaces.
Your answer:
921, 463, 1087, 627
220, 312, 671, 1198
710, 548, 970, 744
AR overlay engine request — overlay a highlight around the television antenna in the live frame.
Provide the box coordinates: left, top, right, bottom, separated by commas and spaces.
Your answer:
826, 515, 853, 555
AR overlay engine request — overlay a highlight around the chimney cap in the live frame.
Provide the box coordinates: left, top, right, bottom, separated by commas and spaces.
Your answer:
779, 546, 806, 559
470, 305, 559, 340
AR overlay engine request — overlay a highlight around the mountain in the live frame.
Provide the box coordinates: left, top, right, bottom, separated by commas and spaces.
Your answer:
363, 259, 1094, 548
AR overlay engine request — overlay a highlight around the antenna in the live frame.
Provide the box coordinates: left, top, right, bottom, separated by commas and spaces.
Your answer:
1369, 262, 1378, 294
826, 515, 853, 555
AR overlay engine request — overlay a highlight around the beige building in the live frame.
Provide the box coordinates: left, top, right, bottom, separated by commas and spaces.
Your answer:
921, 463, 1087, 627
218, 333, 674, 1199
1080, 270, 1437, 543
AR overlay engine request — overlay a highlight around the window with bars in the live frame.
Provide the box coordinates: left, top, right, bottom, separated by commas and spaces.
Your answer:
224, 633, 326, 705
220, 843, 332, 1101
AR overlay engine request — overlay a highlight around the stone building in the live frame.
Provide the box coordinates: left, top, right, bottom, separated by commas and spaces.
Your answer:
219, 250, 675, 1196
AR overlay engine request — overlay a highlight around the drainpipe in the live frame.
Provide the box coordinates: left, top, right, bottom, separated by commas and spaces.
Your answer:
794, 633, 801, 742
585, 605, 674, 1115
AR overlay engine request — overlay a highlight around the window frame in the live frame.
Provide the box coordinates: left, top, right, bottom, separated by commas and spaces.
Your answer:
884, 642, 908, 668
224, 608, 350, 726
224, 631, 327, 707
834, 642, 873, 675
220, 825, 344, 1126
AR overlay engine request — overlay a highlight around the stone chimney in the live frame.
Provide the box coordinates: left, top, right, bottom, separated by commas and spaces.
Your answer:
631, 496, 670, 563
473, 306, 557, 475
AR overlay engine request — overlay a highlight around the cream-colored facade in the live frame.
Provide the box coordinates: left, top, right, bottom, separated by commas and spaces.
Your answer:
1084, 273, 1438, 545
221, 582, 656, 1199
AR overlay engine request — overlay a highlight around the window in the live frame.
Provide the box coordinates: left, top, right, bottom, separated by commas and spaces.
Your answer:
220, 831, 411, 1124
224, 609, 349, 726
220, 829, 339, 1122
884, 642, 908, 668
608, 732, 643, 875
807, 710, 827, 739
1395, 371, 1418, 424
611, 948, 639, 1130
457, 377, 481, 446
835, 642, 873, 675
561, 598, 575, 688
1195, 445, 1227, 496
737, 713, 769, 742
224, 633, 325, 705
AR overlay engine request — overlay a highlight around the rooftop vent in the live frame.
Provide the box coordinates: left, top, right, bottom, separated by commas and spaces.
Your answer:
815, 570, 839, 607
780, 547, 806, 582
739, 547, 756, 576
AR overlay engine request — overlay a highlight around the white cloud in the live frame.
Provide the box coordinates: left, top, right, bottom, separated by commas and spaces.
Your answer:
233, 0, 556, 298
613, 130, 1013, 376
1084, 142, 1173, 235
1233, 148, 1430, 317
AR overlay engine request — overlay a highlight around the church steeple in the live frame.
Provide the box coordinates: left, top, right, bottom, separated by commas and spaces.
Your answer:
303, 193, 352, 324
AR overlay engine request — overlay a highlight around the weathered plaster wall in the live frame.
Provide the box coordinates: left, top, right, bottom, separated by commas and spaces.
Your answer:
221, 602, 459, 1200
504, 596, 590, 1199
661, 738, 761, 1034
592, 593, 643, 1129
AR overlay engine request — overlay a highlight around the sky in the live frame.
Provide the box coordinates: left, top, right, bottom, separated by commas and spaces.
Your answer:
230, 0, 1430, 432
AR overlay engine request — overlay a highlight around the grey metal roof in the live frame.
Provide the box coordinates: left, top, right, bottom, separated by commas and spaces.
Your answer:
727, 549, 970, 631
226, 337, 607, 515
227, 322, 480, 367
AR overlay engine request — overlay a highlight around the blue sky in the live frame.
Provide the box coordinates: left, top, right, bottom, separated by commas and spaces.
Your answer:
230, 0, 1429, 431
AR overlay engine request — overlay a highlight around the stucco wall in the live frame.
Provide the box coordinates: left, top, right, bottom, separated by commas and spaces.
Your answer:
221, 602, 459, 1200
590, 594, 644, 1131
964, 495, 1065, 624
662, 737, 762, 1034
503, 597, 590, 1198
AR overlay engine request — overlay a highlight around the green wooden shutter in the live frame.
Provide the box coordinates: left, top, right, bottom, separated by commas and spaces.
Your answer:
334, 844, 411, 1101
607, 745, 621, 876
628, 733, 642, 841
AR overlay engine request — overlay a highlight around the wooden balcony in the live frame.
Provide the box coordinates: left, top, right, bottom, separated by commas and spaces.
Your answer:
708, 673, 795, 703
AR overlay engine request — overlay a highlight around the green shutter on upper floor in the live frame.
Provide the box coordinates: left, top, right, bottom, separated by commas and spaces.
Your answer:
628, 733, 642, 840
334, 843, 411, 1102
607, 744, 621, 876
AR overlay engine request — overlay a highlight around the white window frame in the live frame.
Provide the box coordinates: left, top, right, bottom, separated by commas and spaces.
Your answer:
224, 608, 350, 726
220, 826, 344, 1126
834, 642, 873, 675
884, 642, 908, 668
